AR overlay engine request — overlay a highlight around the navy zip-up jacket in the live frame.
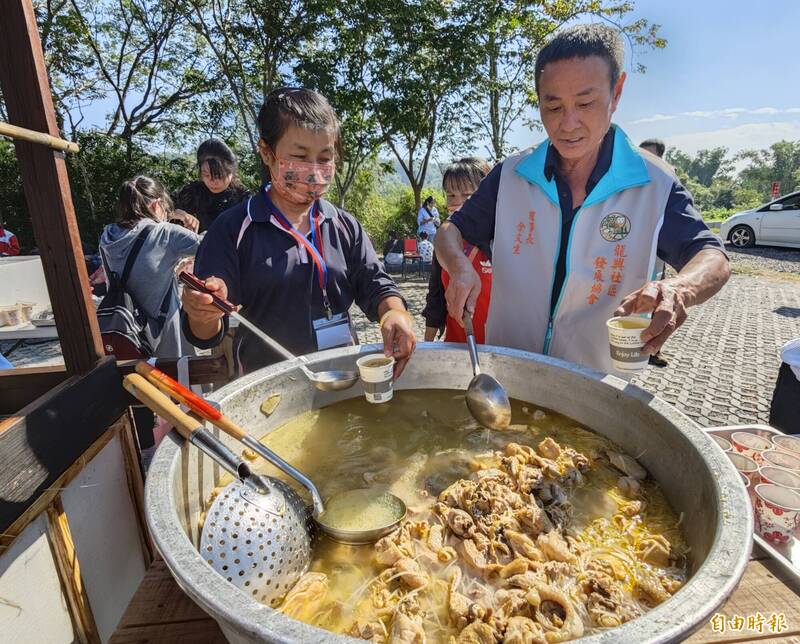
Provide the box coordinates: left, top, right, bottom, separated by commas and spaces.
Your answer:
182, 190, 401, 373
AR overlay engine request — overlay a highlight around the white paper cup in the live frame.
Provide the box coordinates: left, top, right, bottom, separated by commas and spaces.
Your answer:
606, 316, 651, 373
356, 354, 395, 404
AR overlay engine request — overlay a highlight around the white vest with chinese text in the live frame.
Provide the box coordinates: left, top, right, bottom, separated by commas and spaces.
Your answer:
487, 125, 674, 375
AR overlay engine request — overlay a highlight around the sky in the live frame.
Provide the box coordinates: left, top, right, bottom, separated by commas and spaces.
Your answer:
509, 0, 800, 157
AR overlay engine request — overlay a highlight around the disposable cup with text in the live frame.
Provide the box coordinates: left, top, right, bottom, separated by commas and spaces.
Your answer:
606, 316, 651, 373
356, 354, 395, 404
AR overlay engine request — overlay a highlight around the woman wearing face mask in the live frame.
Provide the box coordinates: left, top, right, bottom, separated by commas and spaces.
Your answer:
173, 138, 250, 233
423, 158, 493, 343
181, 88, 416, 376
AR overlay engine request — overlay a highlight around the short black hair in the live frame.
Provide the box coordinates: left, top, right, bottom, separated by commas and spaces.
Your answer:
640, 138, 666, 158
535, 23, 624, 95
419, 231, 429, 240
423, 196, 435, 207
442, 157, 491, 193
257, 87, 342, 179
197, 138, 238, 181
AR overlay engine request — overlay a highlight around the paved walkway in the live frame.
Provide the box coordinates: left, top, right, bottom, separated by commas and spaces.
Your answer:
5, 247, 799, 428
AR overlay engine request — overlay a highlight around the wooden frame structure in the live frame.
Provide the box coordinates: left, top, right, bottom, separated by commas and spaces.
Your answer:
0, 2, 228, 640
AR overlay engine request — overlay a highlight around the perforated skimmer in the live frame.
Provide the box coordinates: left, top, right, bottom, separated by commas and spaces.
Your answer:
199, 477, 313, 606
123, 373, 314, 606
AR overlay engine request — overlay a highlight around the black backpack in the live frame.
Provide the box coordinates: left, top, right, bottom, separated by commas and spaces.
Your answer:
96, 227, 172, 359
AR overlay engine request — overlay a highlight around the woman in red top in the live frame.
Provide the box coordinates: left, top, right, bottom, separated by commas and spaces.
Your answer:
423, 158, 492, 343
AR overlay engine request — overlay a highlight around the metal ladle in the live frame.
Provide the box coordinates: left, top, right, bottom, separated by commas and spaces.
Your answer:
463, 313, 512, 430
179, 271, 359, 392
136, 361, 406, 545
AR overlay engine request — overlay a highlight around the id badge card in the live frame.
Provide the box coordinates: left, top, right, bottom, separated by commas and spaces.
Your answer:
313, 313, 355, 350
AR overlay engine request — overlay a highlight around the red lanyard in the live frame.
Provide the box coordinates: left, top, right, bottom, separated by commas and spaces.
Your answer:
268, 193, 332, 318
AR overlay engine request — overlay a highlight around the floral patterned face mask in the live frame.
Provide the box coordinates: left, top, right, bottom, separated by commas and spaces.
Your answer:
271, 158, 335, 205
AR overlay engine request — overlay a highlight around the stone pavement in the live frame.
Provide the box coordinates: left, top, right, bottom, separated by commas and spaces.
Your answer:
4, 248, 799, 429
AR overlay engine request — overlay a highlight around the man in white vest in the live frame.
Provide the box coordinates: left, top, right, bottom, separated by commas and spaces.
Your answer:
435, 24, 730, 375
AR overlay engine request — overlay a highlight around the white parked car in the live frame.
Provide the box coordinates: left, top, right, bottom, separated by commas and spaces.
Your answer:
719, 191, 800, 249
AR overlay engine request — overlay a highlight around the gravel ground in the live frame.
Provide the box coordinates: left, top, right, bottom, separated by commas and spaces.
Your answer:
725, 243, 800, 276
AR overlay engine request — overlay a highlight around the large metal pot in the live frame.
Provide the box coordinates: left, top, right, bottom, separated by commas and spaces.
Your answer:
145, 343, 752, 643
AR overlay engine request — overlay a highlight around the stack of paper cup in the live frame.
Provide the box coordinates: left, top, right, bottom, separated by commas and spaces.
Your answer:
606, 316, 650, 373
356, 354, 395, 403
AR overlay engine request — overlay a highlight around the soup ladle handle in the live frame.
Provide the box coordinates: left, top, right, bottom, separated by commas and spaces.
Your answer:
135, 362, 325, 515
463, 312, 481, 376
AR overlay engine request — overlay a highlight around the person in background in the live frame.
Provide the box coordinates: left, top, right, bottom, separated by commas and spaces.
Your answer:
418, 231, 434, 264
435, 25, 730, 376
639, 138, 669, 367
383, 230, 404, 269
173, 138, 250, 233
639, 138, 666, 159
424, 157, 492, 342
0, 220, 20, 256
182, 87, 416, 377
100, 176, 201, 358
770, 338, 800, 435
417, 196, 440, 242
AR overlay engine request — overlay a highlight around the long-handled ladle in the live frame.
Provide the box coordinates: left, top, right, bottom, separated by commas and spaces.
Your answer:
463, 313, 512, 430
179, 271, 359, 392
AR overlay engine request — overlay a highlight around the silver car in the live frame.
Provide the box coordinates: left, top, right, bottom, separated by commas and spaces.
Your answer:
719, 190, 800, 249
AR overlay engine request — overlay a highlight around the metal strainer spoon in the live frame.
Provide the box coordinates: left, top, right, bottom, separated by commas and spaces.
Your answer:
122, 374, 313, 606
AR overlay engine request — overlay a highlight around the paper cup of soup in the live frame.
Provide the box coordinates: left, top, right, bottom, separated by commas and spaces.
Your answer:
758, 465, 800, 491
762, 449, 800, 473
731, 431, 772, 464
772, 434, 800, 458
709, 434, 732, 452
606, 316, 650, 373
753, 484, 800, 545
727, 452, 759, 483
357, 354, 395, 404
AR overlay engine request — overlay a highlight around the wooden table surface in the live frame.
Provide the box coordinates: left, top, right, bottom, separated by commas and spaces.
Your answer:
111, 545, 800, 643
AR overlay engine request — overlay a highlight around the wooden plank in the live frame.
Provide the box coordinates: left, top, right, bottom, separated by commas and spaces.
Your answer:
0, 426, 117, 553
685, 558, 800, 643
115, 559, 216, 629
0, 358, 132, 541
0, 365, 70, 416
118, 412, 155, 567
0, 0, 103, 374
46, 497, 101, 644
109, 619, 227, 644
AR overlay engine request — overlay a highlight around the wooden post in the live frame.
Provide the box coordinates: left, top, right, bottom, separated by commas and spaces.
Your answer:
0, 0, 104, 375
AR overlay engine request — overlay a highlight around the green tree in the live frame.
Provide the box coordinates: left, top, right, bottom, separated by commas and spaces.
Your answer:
666, 146, 733, 187
738, 140, 800, 197
348, 0, 476, 210
454, 0, 666, 161
67, 0, 220, 160
185, 0, 328, 154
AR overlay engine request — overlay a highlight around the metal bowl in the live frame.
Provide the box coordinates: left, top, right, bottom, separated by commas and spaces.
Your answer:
145, 343, 752, 644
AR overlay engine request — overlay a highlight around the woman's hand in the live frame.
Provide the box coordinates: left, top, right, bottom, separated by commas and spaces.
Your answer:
172, 209, 200, 232
182, 275, 229, 340
378, 302, 416, 380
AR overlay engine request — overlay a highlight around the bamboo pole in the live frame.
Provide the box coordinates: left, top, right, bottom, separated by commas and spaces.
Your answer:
0, 120, 80, 154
